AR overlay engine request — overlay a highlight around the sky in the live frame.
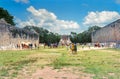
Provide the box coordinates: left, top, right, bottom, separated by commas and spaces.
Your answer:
0, 0, 120, 34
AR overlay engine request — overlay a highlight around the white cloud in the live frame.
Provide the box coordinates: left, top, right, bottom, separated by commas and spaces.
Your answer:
83, 11, 120, 27
16, 19, 35, 27
14, 0, 29, 3
27, 6, 57, 21
16, 6, 80, 34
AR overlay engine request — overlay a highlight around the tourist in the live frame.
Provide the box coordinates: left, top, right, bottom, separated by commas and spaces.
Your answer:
74, 43, 77, 53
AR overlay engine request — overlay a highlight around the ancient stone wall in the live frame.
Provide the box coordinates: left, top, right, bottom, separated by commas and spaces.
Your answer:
92, 19, 120, 43
0, 19, 39, 50
59, 35, 71, 45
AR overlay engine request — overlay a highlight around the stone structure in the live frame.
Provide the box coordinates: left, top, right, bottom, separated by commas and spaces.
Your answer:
0, 19, 39, 50
59, 35, 71, 46
91, 19, 120, 47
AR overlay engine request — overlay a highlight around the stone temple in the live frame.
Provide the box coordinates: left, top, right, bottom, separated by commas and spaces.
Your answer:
0, 19, 39, 50
59, 35, 72, 46
91, 19, 120, 47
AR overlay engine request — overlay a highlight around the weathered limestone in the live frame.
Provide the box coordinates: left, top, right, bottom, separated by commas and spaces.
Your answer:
0, 19, 39, 50
92, 19, 120, 48
59, 35, 71, 46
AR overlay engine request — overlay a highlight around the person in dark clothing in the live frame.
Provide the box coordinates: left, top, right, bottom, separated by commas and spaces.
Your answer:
74, 43, 77, 54
29, 43, 33, 49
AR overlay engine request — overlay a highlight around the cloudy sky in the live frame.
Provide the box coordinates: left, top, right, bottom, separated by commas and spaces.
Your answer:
0, 0, 120, 34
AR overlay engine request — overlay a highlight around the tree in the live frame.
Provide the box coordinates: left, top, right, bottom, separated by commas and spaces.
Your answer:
70, 32, 77, 43
0, 7, 15, 25
88, 26, 101, 32
72, 26, 101, 43
23, 26, 60, 43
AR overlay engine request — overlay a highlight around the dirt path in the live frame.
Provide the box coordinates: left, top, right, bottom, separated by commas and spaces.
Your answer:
31, 67, 79, 79
16, 66, 93, 79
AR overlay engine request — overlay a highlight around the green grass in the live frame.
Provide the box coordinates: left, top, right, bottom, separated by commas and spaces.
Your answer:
51, 48, 120, 79
0, 47, 120, 79
52, 53, 68, 69
0, 67, 9, 76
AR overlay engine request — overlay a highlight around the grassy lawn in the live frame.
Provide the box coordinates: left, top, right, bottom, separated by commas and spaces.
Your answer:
0, 47, 120, 79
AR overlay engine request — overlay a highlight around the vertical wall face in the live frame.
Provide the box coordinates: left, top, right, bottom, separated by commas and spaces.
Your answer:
0, 19, 39, 49
11, 33, 39, 47
0, 21, 11, 46
115, 22, 120, 42
59, 35, 71, 45
92, 19, 120, 43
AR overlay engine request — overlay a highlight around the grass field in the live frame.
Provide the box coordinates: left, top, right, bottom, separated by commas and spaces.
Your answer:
0, 46, 120, 79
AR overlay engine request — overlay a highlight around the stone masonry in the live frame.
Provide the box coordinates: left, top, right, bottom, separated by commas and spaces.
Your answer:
91, 19, 120, 47
0, 19, 39, 50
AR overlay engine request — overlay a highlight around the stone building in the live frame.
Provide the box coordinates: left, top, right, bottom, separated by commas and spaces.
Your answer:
0, 19, 39, 50
91, 19, 120, 47
59, 35, 71, 46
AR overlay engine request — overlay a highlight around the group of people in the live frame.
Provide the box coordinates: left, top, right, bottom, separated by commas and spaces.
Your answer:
44, 43, 58, 48
16, 43, 37, 49
44, 42, 78, 54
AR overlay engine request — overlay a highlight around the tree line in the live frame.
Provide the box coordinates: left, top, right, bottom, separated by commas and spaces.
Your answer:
23, 25, 101, 43
23, 26, 61, 43
0, 7, 101, 43
70, 26, 101, 43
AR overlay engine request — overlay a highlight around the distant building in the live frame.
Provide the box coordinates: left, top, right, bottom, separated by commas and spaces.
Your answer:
59, 35, 72, 46
0, 19, 39, 50
91, 19, 120, 47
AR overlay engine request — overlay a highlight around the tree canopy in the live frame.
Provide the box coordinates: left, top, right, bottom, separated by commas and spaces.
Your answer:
70, 26, 101, 43
0, 7, 15, 25
23, 26, 61, 43
23, 26, 101, 43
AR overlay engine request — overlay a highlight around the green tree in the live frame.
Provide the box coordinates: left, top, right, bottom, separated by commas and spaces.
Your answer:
86, 26, 101, 42
70, 32, 78, 43
88, 25, 101, 32
72, 26, 101, 43
23, 26, 60, 43
0, 7, 15, 25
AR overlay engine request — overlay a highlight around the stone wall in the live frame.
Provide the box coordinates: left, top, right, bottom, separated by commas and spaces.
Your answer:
0, 19, 39, 50
59, 35, 71, 45
92, 19, 120, 43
